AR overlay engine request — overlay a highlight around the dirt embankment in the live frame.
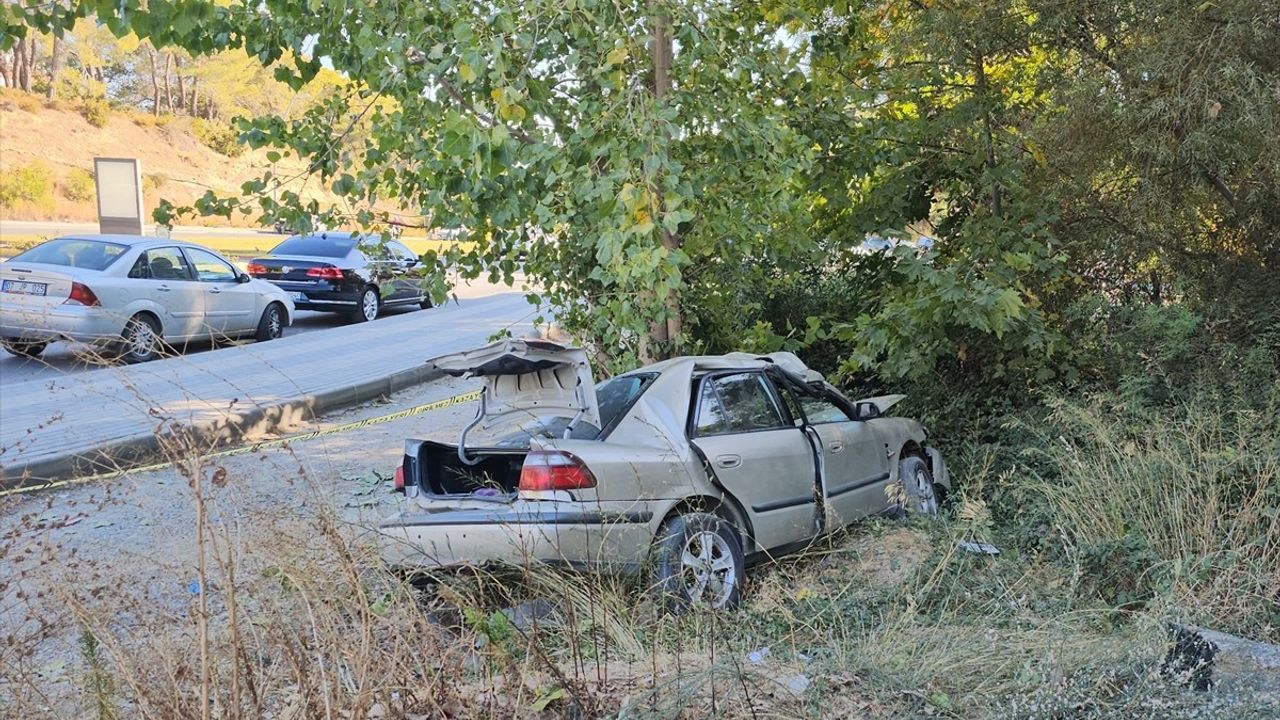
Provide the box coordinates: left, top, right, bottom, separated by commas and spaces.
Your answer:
0, 92, 332, 225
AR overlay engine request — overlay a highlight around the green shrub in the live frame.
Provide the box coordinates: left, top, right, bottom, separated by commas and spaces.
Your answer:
0, 161, 55, 212
192, 118, 245, 157
62, 168, 95, 202
80, 97, 111, 128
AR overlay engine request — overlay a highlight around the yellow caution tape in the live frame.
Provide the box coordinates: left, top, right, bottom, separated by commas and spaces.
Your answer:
0, 389, 482, 498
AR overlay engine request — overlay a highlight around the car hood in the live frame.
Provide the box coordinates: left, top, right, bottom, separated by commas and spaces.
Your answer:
428, 338, 600, 429
858, 393, 907, 414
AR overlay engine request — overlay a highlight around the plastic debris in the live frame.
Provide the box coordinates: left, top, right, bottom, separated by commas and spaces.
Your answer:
783, 674, 811, 695
747, 647, 772, 665
956, 540, 1000, 556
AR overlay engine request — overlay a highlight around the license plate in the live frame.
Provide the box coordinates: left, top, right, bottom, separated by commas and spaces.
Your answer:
288, 292, 306, 301
2, 280, 48, 296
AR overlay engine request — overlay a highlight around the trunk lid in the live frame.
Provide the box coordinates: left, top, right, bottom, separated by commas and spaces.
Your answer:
429, 338, 601, 431
249, 255, 342, 282
0, 263, 80, 310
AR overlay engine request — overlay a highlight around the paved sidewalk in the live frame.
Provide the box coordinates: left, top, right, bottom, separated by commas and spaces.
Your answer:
0, 292, 536, 487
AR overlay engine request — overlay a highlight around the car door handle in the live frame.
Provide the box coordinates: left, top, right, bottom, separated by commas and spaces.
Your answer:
157, 285, 171, 292
208, 288, 222, 294
715, 454, 742, 469
829, 441, 844, 453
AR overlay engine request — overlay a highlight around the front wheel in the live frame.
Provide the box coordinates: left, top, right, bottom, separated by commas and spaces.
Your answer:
351, 287, 379, 323
256, 303, 285, 342
650, 512, 744, 613
119, 314, 162, 363
897, 455, 939, 516
2, 339, 47, 358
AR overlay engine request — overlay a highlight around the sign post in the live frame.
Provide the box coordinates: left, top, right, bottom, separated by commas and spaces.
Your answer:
93, 158, 144, 235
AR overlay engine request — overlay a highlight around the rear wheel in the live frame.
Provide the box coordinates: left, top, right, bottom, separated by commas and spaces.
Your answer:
419, 294, 433, 310
119, 314, 162, 363
255, 303, 285, 342
650, 512, 744, 613
897, 455, 939, 516
2, 339, 47, 358
351, 287, 379, 323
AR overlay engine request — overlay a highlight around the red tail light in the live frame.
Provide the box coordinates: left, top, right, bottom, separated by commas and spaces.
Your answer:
518, 451, 597, 492
64, 282, 101, 307
306, 265, 345, 280
393, 465, 405, 492
246, 262, 268, 276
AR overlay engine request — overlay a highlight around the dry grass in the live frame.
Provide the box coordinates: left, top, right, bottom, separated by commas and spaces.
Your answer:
2, 383, 1278, 718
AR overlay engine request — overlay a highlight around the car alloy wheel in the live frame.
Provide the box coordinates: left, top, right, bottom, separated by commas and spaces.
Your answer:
122, 315, 161, 363
353, 287, 379, 323
680, 530, 738, 609
897, 455, 939, 516
651, 512, 744, 613
257, 303, 284, 341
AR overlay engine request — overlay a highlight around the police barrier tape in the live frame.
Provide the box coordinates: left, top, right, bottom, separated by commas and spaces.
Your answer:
0, 389, 483, 498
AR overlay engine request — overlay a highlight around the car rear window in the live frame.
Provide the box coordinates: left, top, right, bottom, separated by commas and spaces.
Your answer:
269, 235, 358, 258
10, 238, 128, 271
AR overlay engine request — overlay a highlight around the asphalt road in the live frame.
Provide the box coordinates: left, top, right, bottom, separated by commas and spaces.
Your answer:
0, 307, 411, 384
0, 273, 536, 385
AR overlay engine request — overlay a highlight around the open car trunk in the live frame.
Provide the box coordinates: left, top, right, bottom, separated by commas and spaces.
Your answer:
408, 440, 526, 499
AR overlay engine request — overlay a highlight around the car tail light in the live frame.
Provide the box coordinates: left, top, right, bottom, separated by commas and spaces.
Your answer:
518, 451, 597, 492
246, 262, 268, 276
64, 282, 101, 307
393, 465, 405, 493
306, 265, 345, 280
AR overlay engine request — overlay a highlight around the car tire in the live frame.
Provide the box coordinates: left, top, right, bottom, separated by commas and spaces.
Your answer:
419, 294, 433, 310
2, 339, 47, 358
119, 314, 163, 364
351, 287, 379, 323
897, 455, 939, 516
255, 302, 285, 342
650, 512, 744, 613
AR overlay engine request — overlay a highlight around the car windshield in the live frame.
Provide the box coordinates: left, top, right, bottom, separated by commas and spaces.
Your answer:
270, 234, 358, 258
9, 238, 128, 270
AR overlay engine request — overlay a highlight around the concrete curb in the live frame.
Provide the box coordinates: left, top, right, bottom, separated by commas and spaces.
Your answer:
2, 366, 445, 491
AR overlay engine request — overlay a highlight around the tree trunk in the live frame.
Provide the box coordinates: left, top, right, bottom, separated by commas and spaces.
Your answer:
645, 1, 681, 359
46, 35, 64, 99
0, 48, 12, 88
162, 53, 174, 113
175, 57, 185, 110
189, 77, 199, 117
13, 37, 31, 92
148, 47, 160, 116
974, 53, 1003, 219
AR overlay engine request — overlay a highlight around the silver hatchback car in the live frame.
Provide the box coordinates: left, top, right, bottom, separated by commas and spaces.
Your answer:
0, 235, 294, 362
380, 340, 950, 610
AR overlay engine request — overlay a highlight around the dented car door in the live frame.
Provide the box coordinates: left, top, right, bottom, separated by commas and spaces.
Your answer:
690, 371, 819, 551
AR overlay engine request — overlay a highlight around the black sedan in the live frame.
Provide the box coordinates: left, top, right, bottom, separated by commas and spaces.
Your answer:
246, 233, 431, 323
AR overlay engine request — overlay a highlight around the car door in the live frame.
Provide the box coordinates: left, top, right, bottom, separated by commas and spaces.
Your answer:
386, 240, 423, 303
130, 246, 205, 339
782, 384, 892, 528
690, 371, 819, 552
183, 246, 256, 335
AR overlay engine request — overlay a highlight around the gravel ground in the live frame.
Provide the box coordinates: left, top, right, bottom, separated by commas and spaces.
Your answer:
0, 375, 483, 706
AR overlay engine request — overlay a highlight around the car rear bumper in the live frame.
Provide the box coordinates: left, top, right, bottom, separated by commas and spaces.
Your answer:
378, 505, 655, 573
0, 305, 123, 343
265, 280, 359, 311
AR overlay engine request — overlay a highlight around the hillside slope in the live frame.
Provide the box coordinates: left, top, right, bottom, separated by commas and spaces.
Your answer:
0, 94, 330, 226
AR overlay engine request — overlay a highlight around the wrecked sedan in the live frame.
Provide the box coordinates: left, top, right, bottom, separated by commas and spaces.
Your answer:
379, 339, 949, 610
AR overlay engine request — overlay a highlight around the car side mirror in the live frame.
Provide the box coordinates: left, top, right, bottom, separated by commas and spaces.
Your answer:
237, 273, 252, 284
404, 258, 418, 268
854, 401, 880, 421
